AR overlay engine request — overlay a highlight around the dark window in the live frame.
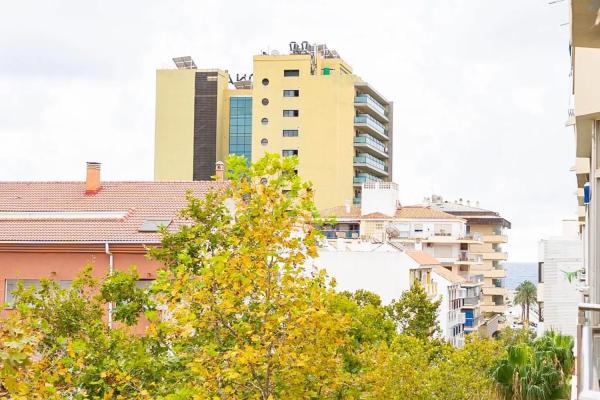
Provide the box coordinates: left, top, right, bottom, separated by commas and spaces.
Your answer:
283, 129, 299, 137
284, 69, 300, 77
261, 117, 269, 125
261, 138, 268, 145
282, 149, 298, 157
283, 110, 299, 117
261, 98, 269, 105
262, 78, 269, 86
283, 89, 300, 97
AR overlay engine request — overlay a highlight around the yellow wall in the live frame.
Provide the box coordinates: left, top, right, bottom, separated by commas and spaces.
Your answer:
154, 69, 196, 181
251, 55, 357, 209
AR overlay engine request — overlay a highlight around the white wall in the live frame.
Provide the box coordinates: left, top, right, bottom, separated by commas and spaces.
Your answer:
540, 237, 584, 339
314, 249, 412, 303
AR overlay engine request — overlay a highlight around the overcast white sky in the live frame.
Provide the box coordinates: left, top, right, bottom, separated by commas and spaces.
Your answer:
0, 1, 573, 261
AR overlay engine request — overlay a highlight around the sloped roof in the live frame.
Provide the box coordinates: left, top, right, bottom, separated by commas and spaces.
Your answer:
0, 181, 223, 243
405, 250, 440, 266
394, 206, 459, 220
319, 205, 361, 218
432, 266, 465, 284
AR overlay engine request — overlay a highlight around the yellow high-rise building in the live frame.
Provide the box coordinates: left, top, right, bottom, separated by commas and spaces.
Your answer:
154, 44, 393, 210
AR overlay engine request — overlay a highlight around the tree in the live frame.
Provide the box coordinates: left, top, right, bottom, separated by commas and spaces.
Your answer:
514, 281, 537, 328
491, 331, 574, 400
386, 281, 441, 339
148, 154, 351, 399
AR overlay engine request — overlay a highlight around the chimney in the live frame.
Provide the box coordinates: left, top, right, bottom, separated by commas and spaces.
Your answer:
215, 161, 225, 181
85, 162, 101, 195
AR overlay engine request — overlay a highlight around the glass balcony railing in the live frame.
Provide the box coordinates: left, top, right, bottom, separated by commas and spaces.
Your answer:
355, 94, 387, 117
353, 173, 383, 184
354, 134, 387, 154
353, 153, 387, 173
353, 196, 362, 204
322, 230, 360, 239
354, 114, 387, 137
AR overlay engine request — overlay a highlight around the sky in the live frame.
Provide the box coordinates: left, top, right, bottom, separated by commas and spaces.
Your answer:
0, 0, 573, 261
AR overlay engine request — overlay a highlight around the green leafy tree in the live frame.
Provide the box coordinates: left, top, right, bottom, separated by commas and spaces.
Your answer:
514, 281, 537, 328
386, 281, 441, 339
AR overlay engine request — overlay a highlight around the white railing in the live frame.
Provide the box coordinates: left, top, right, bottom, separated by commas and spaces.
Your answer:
577, 303, 600, 398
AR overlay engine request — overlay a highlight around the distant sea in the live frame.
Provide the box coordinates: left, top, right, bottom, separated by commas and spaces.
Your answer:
503, 262, 538, 290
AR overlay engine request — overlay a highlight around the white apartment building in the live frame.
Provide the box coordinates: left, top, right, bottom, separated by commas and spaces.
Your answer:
538, 219, 584, 339
320, 181, 486, 339
312, 240, 466, 346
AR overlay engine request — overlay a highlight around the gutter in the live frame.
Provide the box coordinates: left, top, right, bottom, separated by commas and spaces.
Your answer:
105, 242, 113, 329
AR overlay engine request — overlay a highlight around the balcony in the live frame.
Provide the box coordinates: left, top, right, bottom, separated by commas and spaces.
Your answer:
482, 234, 508, 244
464, 316, 481, 329
481, 314, 501, 338
354, 94, 388, 122
458, 312, 466, 324
321, 230, 360, 239
455, 251, 483, 265
481, 252, 508, 261
353, 173, 383, 186
353, 197, 361, 205
354, 114, 388, 140
483, 286, 507, 296
480, 303, 506, 314
353, 153, 388, 176
354, 134, 388, 159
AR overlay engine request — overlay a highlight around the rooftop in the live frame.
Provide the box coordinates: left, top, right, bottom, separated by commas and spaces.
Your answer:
405, 251, 440, 266
320, 205, 460, 221
0, 181, 222, 243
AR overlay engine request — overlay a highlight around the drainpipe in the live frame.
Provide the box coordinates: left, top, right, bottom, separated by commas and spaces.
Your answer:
105, 242, 113, 329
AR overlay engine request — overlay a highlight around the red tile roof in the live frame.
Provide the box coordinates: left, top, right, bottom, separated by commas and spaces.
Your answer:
0, 181, 223, 243
405, 251, 441, 266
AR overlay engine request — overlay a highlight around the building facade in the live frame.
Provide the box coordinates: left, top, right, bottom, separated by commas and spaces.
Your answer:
320, 182, 492, 337
538, 219, 584, 339
567, 2, 600, 397
154, 43, 393, 210
0, 162, 221, 332
314, 242, 466, 346
426, 195, 511, 334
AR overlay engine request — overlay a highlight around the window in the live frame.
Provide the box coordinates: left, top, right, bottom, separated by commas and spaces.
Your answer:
283, 89, 300, 97
284, 69, 299, 77
282, 129, 299, 137
434, 224, 452, 236
261, 98, 269, 105
283, 110, 299, 117
5, 279, 72, 305
229, 97, 252, 161
282, 149, 299, 157
414, 223, 423, 233
261, 117, 269, 125
261, 138, 268, 146
262, 78, 269, 86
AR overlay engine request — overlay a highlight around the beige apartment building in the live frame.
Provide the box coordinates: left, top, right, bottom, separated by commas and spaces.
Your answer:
319, 182, 510, 337
569, 1, 600, 398
154, 43, 393, 210
427, 196, 511, 332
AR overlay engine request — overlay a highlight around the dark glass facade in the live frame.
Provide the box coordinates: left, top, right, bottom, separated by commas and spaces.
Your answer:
229, 97, 252, 161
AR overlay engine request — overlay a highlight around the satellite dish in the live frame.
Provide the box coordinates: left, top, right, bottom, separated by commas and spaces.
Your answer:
271, 50, 280, 56
386, 226, 400, 238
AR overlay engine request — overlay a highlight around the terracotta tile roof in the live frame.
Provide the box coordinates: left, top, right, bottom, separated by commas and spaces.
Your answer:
319, 205, 361, 218
0, 181, 223, 243
433, 266, 465, 284
405, 250, 440, 266
394, 206, 459, 220
361, 212, 393, 219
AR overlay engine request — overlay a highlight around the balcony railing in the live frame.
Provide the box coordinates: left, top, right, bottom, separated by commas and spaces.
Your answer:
353, 153, 388, 174
353, 197, 361, 205
353, 173, 383, 184
576, 303, 600, 399
457, 251, 483, 263
354, 134, 387, 154
354, 114, 387, 137
322, 230, 360, 239
355, 94, 387, 117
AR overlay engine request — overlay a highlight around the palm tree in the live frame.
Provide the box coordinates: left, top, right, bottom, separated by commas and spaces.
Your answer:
514, 281, 537, 328
491, 331, 574, 400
